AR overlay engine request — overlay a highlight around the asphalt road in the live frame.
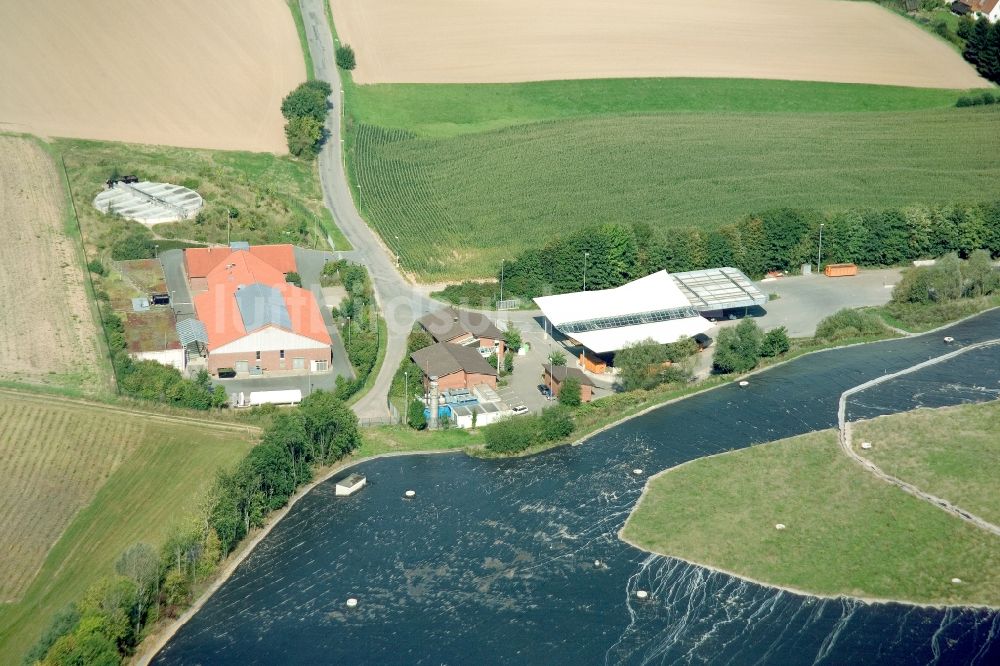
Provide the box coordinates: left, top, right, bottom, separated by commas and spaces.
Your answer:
300, 0, 436, 419
159, 249, 194, 317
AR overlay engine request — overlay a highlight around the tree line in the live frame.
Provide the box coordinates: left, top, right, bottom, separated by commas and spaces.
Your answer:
497, 202, 1000, 300
26, 390, 360, 665
326, 260, 381, 401
962, 15, 1000, 85
281, 81, 332, 159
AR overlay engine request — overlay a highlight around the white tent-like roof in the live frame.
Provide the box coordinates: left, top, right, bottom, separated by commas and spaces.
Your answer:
534, 271, 713, 354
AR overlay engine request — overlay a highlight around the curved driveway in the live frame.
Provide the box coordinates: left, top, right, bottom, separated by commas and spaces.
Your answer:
300, 0, 435, 419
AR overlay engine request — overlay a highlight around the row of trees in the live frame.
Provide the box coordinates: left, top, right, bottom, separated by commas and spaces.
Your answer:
962, 16, 1000, 85
99, 307, 227, 409
497, 202, 1000, 300
326, 260, 380, 400
281, 81, 332, 159
28, 391, 360, 665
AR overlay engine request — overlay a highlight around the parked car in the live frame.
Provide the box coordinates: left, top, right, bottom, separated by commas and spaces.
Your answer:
511, 405, 529, 416
537, 384, 552, 397
217, 367, 236, 379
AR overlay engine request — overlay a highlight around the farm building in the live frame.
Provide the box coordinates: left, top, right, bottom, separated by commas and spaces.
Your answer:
418, 307, 506, 357
125, 310, 185, 371
189, 246, 332, 375
410, 342, 498, 392
535, 269, 766, 359
542, 364, 596, 403
184, 243, 297, 293
967, 0, 1000, 21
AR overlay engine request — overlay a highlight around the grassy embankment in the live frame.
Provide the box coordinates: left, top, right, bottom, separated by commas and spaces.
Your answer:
286, 0, 315, 81
854, 401, 1000, 526
0, 391, 253, 664
340, 78, 1000, 280
622, 401, 1000, 607
56, 138, 350, 256
871, 294, 1000, 332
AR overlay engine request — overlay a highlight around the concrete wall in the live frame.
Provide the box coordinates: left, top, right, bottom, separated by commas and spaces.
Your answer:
424, 370, 497, 393
131, 348, 185, 372
209, 347, 330, 374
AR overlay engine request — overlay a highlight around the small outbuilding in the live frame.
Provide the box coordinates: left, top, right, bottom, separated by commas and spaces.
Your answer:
542, 363, 596, 403
411, 342, 499, 392
335, 474, 366, 497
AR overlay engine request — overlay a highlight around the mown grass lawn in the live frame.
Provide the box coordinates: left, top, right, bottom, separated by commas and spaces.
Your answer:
854, 400, 1000, 526
622, 428, 1000, 606
0, 392, 253, 664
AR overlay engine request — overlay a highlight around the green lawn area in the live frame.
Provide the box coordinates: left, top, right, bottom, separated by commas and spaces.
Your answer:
622, 428, 1000, 606
0, 397, 253, 664
56, 138, 350, 255
345, 78, 967, 138
854, 401, 1000, 526
348, 102, 1000, 279
355, 425, 478, 458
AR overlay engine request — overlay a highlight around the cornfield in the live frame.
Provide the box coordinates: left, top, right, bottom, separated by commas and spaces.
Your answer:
350, 107, 1000, 281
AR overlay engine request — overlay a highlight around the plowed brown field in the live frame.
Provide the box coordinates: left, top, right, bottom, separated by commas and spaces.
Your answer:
0, 1, 304, 152
330, 0, 988, 88
0, 136, 101, 390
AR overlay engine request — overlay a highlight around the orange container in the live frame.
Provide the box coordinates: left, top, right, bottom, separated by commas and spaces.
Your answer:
579, 351, 607, 374
824, 263, 858, 277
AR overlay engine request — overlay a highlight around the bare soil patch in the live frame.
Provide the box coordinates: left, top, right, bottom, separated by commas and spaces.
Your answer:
330, 0, 987, 88
0, 136, 102, 390
0, 1, 304, 152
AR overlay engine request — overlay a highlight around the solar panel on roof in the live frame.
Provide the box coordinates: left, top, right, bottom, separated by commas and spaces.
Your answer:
235, 284, 292, 332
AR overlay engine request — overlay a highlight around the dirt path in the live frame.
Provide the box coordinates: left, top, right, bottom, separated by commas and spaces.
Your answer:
330, 0, 987, 88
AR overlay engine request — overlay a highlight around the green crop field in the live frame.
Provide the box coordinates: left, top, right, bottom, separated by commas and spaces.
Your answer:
0, 390, 253, 664
622, 423, 1000, 606
346, 85, 1000, 279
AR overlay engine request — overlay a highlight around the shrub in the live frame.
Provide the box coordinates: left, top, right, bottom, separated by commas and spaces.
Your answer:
285, 116, 324, 159
110, 231, 155, 260
285, 271, 302, 287
548, 350, 567, 366
712, 319, 763, 374
335, 44, 356, 70
433, 280, 499, 307
281, 82, 329, 123
814, 308, 888, 341
981, 91, 997, 105
956, 95, 974, 107
558, 377, 582, 406
483, 416, 538, 454
539, 405, 575, 440
407, 399, 427, 430
759, 326, 791, 357
86, 259, 107, 276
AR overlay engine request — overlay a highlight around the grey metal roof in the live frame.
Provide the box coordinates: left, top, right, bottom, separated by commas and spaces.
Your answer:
411, 342, 498, 378
669, 267, 768, 312
131, 297, 150, 312
235, 284, 292, 332
230, 241, 250, 251
418, 307, 504, 343
176, 318, 208, 347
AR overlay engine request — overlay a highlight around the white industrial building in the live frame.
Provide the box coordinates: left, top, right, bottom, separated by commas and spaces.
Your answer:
534, 268, 767, 356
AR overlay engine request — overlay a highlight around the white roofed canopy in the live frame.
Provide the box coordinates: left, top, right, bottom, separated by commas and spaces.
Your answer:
534, 270, 731, 354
